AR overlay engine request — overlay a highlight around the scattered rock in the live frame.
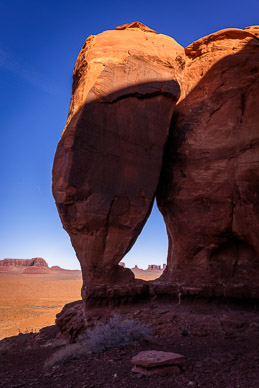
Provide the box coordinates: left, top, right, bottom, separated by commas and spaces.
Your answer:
131, 350, 184, 376
132, 350, 184, 368
131, 364, 180, 376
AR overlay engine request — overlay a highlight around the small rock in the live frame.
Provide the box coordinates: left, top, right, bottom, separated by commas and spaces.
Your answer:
132, 364, 180, 376
132, 350, 184, 368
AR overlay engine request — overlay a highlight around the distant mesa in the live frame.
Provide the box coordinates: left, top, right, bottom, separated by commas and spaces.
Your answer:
0, 258, 78, 275
119, 262, 166, 272
148, 264, 161, 270
0, 258, 50, 275
22, 266, 51, 275
0, 258, 164, 276
0, 258, 48, 267
50, 265, 81, 273
50, 265, 66, 271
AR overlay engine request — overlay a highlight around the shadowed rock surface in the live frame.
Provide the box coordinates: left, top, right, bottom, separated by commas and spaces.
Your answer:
52, 23, 259, 316
52, 22, 184, 304
157, 27, 259, 299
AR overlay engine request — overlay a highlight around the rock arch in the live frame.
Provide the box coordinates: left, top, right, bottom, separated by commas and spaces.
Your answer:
52, 23, 259, 312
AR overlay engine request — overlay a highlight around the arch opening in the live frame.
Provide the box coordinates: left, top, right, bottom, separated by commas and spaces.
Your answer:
119, 198, 168, 281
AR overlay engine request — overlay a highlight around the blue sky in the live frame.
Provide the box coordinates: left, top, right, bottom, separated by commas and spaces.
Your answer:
0, 0, 258, 270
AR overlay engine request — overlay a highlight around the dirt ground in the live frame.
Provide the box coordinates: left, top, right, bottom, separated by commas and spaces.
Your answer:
0, 297, 258, 388
0, 268, 160, 339
0, 270, 82, 339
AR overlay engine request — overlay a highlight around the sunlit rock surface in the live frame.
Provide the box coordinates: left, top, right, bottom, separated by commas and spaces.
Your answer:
52, 22, 184, 302
53, 24, 259, 310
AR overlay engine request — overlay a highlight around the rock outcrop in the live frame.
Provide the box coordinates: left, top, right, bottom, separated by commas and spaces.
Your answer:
0, 258, 48, 267
52, 22, 184, 302
157, 27, 259, 299
52, 22, 259, 313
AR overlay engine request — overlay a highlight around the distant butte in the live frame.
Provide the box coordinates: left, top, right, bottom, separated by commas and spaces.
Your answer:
0, 258, 48, 267
0, 258, 163, 277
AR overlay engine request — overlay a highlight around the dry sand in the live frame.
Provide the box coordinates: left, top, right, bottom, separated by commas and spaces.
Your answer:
0, 269, 82, 339
0, 266, 162, 339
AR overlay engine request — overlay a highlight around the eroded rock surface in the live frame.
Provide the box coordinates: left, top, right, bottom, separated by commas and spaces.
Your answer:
52, 23, 184, 300
53, 23, 259, 313
157, 27, 259, 298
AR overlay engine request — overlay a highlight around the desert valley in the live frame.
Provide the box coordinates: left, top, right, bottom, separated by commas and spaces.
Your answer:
0, 262, 258, 387
0, 258, 164, 339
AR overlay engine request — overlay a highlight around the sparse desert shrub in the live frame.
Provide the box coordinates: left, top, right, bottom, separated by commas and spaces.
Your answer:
82, 314, 151, 353
44, 343, 90, 369
44, 314, 150, 368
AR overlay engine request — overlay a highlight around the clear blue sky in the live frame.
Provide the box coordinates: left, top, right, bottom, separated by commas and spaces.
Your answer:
0, 0, 258, 270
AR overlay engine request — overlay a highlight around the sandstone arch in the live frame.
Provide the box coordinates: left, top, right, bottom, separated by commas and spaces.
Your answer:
52, 23, 184, 308
53, 23, 259, 313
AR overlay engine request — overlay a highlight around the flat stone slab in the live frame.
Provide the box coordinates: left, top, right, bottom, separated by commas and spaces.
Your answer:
131, 350, 184, 368
132, 364, 180, 376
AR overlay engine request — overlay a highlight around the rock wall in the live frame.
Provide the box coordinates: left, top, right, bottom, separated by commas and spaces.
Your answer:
52, 23, 259, 307
157, 27, 259, 299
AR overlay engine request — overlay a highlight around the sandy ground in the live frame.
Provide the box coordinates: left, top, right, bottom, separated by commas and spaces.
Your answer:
0, 271, 82, 339
0, 267, 161, 339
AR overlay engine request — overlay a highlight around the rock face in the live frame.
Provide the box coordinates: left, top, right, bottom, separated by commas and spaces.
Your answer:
157, 27, 259, 299
0, 258, 48, 267
52, 22, 184, 299
53, 23, 259, 309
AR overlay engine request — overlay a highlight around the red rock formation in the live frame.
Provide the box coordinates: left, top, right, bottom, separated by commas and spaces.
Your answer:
56, 300, 85, 342
52, 22, 184, 302
148, 264, 162, 270
53, 22, 259, 314
0, 258, 48, 267
157, 27, 259, 299
22, 266, 50, 275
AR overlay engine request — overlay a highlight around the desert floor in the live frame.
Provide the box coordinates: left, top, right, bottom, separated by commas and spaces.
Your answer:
0, 270, 82, 339
0, 267, 161, 339
0, 297, 258, 387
